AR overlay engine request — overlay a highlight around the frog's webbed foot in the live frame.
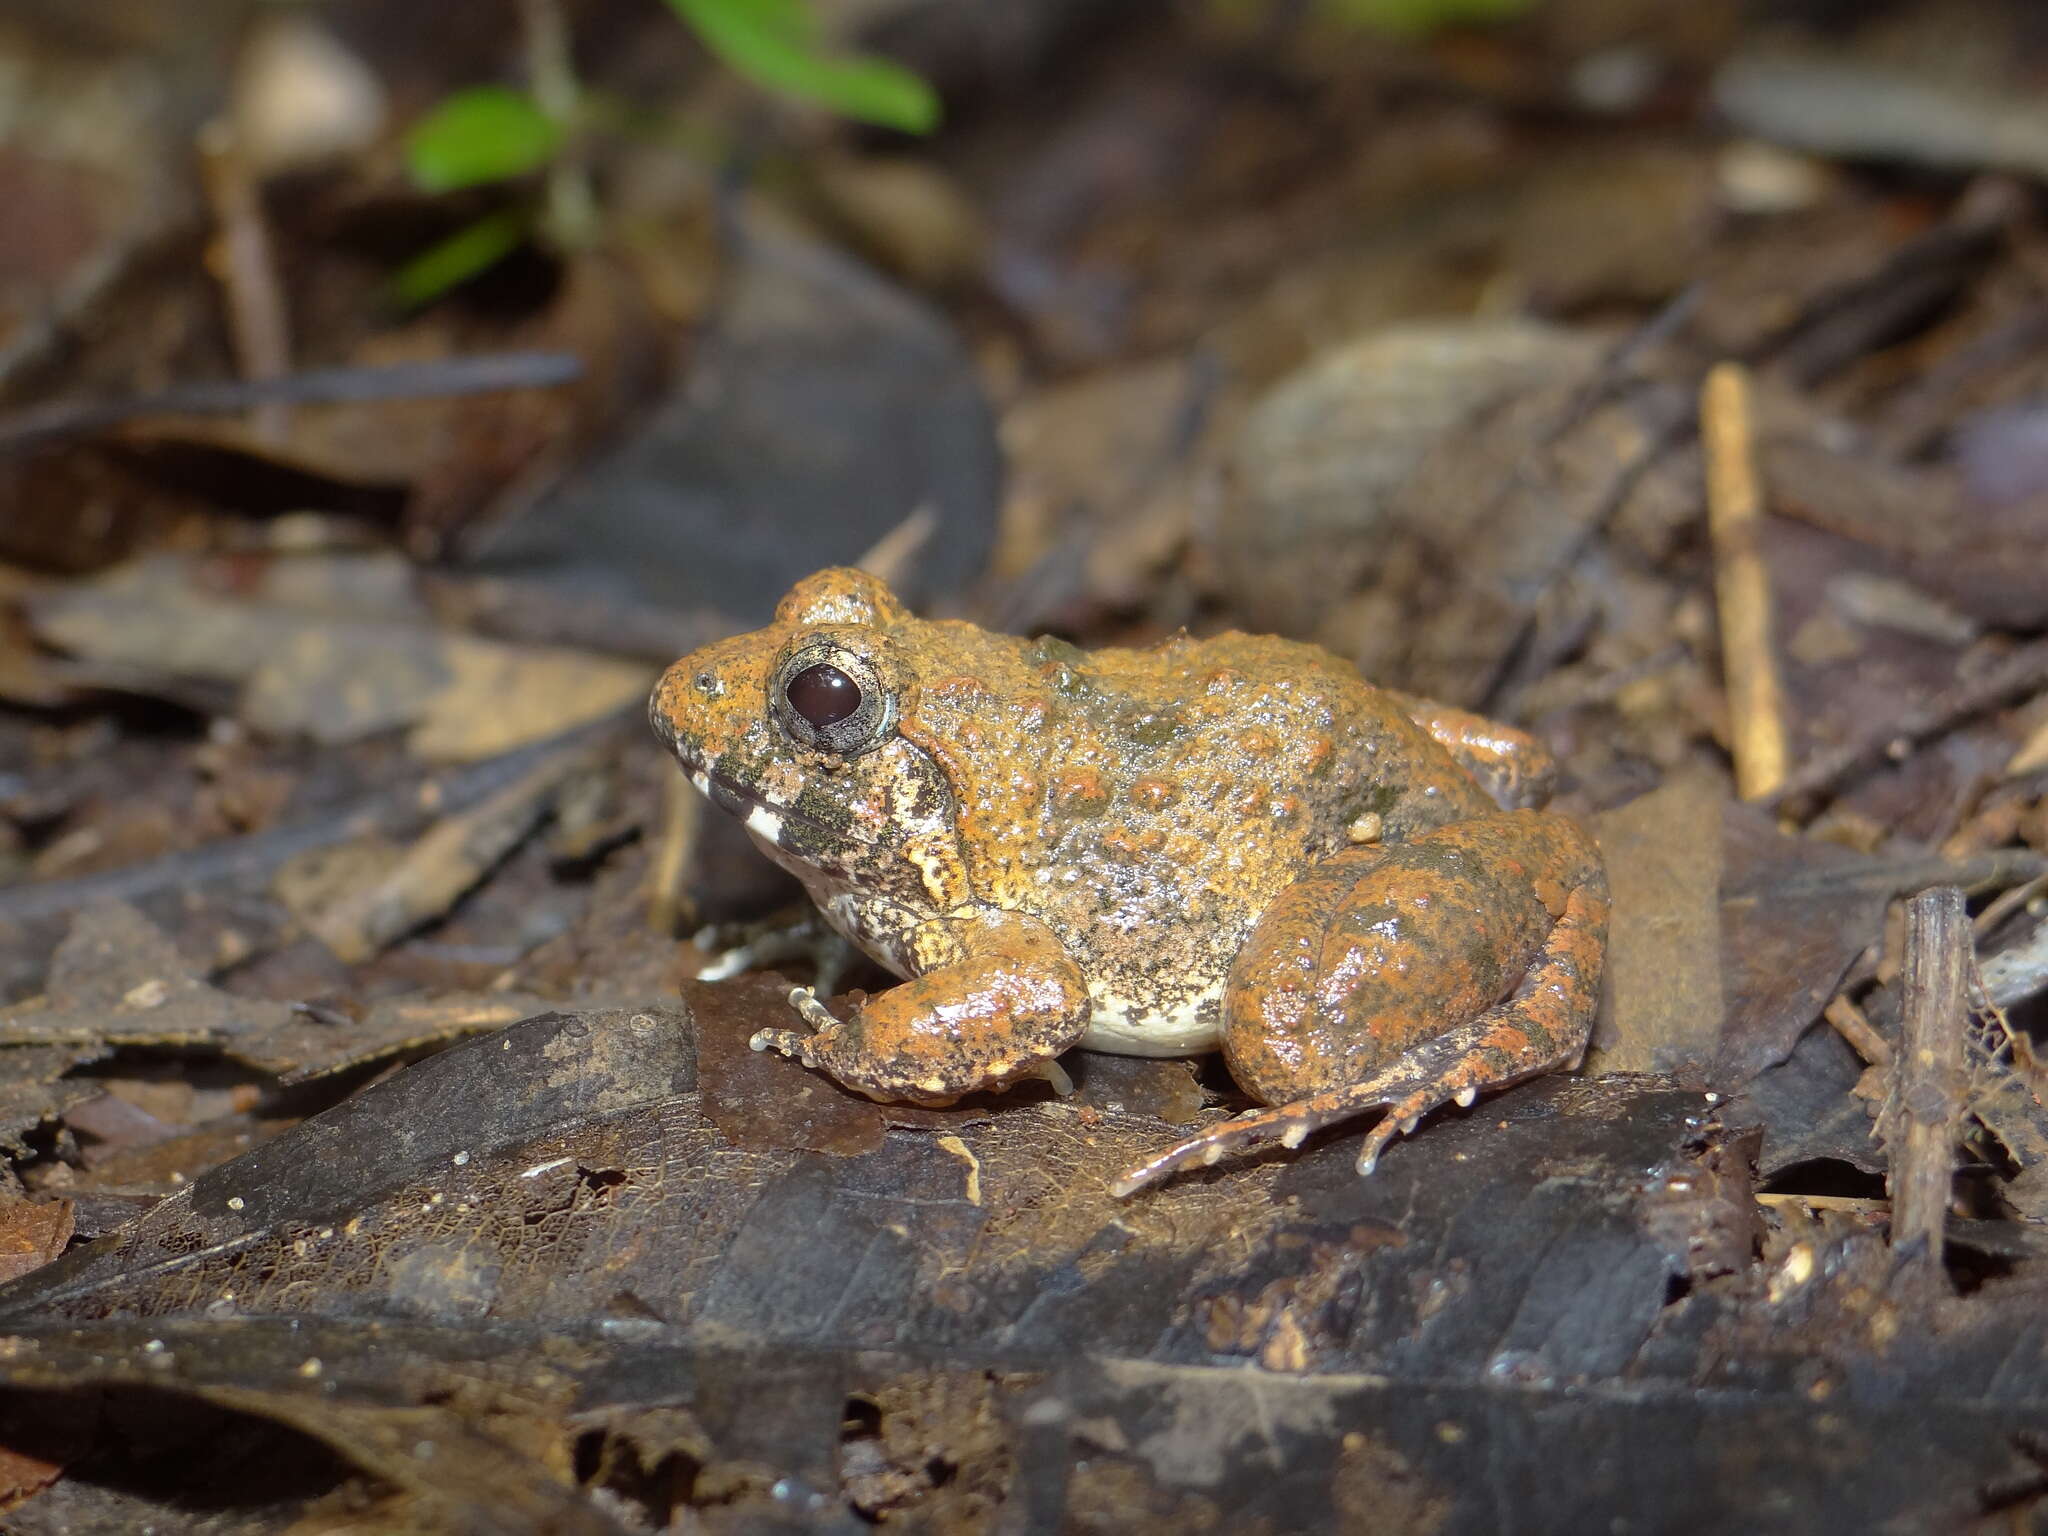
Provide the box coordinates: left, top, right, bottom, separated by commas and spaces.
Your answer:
1110, 882, 1606, 1197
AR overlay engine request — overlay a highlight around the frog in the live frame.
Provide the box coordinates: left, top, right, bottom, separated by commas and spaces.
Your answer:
649, 568, 1608, 1196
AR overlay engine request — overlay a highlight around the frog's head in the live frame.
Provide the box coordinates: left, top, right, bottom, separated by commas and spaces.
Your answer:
650, 568, 967, 914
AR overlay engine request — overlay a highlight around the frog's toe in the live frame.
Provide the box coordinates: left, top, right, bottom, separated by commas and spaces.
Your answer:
1352, 1089, 1436, 1175
1109, 1088, 1358, 1197
749, 1026, 815, 1059
786, 985, 838, 1032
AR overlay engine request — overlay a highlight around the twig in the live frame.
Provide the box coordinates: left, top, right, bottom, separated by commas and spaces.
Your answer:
0, 353, 584, 457
856, 503, 938, 590
197, 118, 293, 444
1825, 994, 1893, 1067
1755, 1192, 1889, 1215
1876, 301, 2048, 458
1761, 637, 2048, 812
645, 770, 702, 936
1701, 362, 1790, 801
1974, 869, 2048, 941
1882, 887, 1970, 1284
1840, 855, 2048, 1050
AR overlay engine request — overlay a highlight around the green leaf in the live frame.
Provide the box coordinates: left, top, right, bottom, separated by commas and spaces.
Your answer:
405, 86, 564, 193
665, 0, 941, 134
1317, 0, 1537, 36
388, 210, 532, 308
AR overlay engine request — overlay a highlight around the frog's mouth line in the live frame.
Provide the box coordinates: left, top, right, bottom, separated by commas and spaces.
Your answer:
690, 765, 874, 856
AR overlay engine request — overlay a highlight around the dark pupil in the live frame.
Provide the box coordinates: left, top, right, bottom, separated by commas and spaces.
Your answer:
786, 663, 861, 729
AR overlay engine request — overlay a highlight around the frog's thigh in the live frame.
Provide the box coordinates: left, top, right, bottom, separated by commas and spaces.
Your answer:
1111, 813, 1608, 1196
1223, 814, 1582, 1104
1388, 689, 1556, 811
751, 910, 1091, 1105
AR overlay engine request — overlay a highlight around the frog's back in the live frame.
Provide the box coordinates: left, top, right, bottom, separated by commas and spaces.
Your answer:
909, 624, 1489, 1055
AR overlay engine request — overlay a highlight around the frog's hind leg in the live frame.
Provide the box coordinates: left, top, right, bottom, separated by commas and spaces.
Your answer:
1109, 880, 1606, 1197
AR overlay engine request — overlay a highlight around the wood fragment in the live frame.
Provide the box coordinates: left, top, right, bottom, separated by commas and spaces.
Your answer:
1824, 994, 1893, 1067
1701, 362, 1790, 801
1881, 887, 1970, 1283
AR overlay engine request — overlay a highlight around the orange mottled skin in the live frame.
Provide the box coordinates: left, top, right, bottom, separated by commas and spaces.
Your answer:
650, 569, 1609, 1193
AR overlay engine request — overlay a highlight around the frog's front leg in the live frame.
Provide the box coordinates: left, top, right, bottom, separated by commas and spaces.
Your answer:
749, 910, 1091, 1106
1111, 811, 1607, 1196
1388, 689, 1557, 811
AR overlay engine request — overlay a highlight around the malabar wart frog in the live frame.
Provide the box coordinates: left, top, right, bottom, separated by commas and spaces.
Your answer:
649, 569, 1608, 1194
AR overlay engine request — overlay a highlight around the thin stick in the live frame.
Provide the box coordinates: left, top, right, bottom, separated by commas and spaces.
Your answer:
0, 353, 583, 457
857, 502, 938, 590
1701, 362, 1791, 800
197, 118, 293, 443
646, 770, 702, 936
1755, 1192, 1889, 1214
1883, 887, 1970, 1282
0, 710, 625, 925
1972, 869, 2048, 940
1824, 993, 1893, 1067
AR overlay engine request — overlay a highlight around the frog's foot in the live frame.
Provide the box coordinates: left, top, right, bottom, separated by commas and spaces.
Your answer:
787, 984, 838, 1032
744, 984, 836, 1059
748, 913, 1093, 1107
1110, 882, 1604, 1197
1109, 1014, 1543, 1195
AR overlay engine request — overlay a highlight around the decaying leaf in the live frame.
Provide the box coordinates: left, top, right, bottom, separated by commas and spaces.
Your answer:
0, 1202, 71, 1288
0, 978, 2020, 1532
0, 904, 552, 1083
28, 555, 650, 761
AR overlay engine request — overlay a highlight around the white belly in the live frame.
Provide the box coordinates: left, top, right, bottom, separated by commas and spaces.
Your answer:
1078, 978, 1223, 1057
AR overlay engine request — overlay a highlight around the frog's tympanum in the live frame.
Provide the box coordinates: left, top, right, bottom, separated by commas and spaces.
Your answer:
651, 569, 1608, 1195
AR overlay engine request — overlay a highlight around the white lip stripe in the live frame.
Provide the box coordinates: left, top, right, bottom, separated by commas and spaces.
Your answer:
744, 803, 784, 845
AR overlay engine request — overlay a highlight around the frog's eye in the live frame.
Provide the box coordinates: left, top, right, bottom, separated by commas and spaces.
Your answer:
785, 663, 860, 729
772, 643, 894, 754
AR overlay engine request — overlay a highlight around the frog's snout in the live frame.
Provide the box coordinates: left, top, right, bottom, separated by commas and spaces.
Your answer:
652, 641, 754, 770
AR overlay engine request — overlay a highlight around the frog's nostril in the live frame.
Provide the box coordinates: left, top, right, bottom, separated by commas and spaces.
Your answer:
695, 671, 720, 695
